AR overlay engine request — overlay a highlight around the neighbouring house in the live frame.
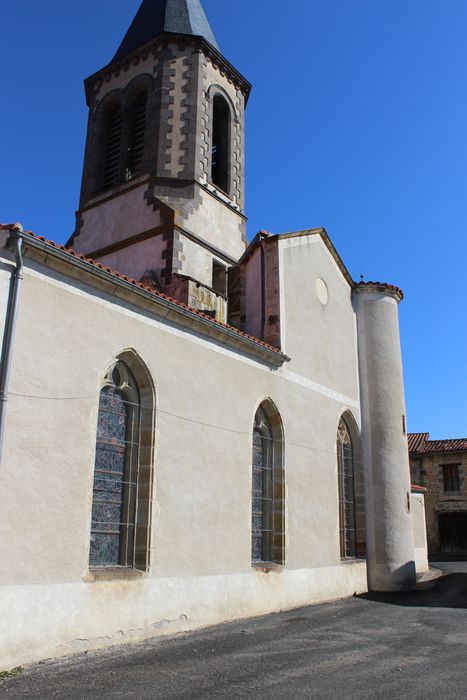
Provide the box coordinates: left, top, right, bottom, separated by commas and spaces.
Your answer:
0, 0, 425, 668
409, 433, 467, 555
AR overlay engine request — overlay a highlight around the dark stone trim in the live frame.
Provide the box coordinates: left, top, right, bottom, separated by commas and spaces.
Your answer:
173, 224, 236, 265
79, 176, 150, 215
85, 35, 251, 106
85, 223, 173, 260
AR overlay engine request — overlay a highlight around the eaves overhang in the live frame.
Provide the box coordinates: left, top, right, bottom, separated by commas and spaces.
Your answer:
0, 229, 288, 369
238, 228, 356, 290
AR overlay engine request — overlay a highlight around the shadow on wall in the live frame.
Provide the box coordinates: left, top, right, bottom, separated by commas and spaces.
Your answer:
360, 573, 467, 609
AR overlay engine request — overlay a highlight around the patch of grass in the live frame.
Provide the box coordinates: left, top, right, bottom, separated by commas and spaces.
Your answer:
0, 666, 23, 678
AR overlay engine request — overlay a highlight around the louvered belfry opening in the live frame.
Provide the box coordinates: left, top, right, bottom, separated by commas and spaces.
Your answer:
211, 94, 230, 194
100, 91, 147, 192
102, 105, 123, 190
127, 91, 148, 181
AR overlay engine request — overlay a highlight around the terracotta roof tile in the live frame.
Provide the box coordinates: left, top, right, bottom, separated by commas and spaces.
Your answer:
422, 438, 467, 453
0, 224, 285, 357
355, 281, 404, 299
407, 433, 429, 453
408, 432, 467, 455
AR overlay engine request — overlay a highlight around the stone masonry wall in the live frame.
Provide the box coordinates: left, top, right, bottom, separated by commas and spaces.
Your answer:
410, 452, 467, 553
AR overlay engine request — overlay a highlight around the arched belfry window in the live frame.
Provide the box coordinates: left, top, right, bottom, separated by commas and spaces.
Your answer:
89, 354, 155, 570
99, 87, 148, 193
252, 402, 285, 565
337, 417, 357, 558
126, 90, 148, 181
211, 94, 231, 194
102, 104, 123, 190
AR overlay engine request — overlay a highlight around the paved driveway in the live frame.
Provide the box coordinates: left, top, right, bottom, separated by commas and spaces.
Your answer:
2, 563, 467, 699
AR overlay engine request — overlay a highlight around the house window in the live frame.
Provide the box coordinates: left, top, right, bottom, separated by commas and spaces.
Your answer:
211, 94, 230, 194
443, 464, 461, 493
90, 355, 155, 570
102, 104, 123, 190
251, 402, 284, 565
337, 417, 356, 558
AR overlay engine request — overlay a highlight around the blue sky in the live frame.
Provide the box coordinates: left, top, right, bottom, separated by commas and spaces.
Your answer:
2, 0, 466, 438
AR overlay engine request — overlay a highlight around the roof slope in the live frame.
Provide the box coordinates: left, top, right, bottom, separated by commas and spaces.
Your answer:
0, 224, 286, 366
113, 0, 219, 61
407, 433, 430, 453
408, 432, 467, 455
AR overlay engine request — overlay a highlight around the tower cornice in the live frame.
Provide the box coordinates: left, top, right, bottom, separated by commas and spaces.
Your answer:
84, 34, 251, 107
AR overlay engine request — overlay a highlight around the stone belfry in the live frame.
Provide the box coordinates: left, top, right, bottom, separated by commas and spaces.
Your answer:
70, 0, 251, 320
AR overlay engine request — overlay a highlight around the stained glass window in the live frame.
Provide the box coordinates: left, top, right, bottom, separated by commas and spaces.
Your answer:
337, 418, 356, 559
252, 405, 283, 564
89, 362, 140, 568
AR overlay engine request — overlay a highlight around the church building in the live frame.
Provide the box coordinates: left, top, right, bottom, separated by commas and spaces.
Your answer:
0, 0, 425, 668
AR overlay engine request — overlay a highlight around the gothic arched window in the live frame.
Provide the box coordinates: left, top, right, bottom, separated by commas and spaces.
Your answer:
252, 402, 285, 565
126, 90, 148, 181
102, 104, 123, 190
211, 94, 231, 194
337, 417, 356, 558
89, 355, 155, 570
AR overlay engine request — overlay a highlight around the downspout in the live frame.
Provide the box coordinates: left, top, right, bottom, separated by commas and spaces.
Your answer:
0, 225, 24, 465
259, 232, 267, 340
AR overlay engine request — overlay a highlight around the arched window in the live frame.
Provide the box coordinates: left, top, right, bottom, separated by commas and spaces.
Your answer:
252, 402, 285, 565
89, 354, 155, 570
337, 417, 357, 558
102, 104, 123, 190
99, 88, 148, 192
126, 90, 147, 181
211, 94, 231, 193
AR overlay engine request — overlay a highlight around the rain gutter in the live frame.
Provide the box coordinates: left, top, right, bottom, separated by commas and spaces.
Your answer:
0, 225, 24, 465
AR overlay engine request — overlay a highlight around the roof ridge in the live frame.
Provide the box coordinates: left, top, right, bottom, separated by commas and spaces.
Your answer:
0, 224, 285, 358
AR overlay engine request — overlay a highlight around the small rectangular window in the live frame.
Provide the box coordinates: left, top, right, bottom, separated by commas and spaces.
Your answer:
212, 260, 227, 296
443, 464, 461, 493
402, 415, 407, 435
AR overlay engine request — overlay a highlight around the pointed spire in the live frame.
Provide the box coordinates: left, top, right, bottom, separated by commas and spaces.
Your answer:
113, 0, 219, 62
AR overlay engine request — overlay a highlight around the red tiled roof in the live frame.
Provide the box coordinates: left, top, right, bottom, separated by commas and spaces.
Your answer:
355, 281, 404, 299
422, 439, 467, 453
408, 432, 467, 455
0, 223, 285, 357
407, 433, 430, 453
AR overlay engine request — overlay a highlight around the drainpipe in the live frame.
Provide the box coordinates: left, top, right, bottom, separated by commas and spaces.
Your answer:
0, 224, 24, 465
259, 231, 268, 340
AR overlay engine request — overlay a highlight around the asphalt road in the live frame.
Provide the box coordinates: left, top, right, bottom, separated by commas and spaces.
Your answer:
2, 562, 467, 700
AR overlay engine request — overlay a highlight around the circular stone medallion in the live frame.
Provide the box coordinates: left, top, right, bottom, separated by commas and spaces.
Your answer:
316, 278, 329, 306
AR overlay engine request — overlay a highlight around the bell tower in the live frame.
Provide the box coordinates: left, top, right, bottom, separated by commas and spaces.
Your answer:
70, 0, 250, 321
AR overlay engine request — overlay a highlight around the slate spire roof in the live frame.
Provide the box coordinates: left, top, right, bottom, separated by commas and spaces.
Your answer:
113, 0, 219, 61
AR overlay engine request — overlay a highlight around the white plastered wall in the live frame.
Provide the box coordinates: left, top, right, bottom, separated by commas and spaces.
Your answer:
0, 239, 366, 667
411, 493, 429, 573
